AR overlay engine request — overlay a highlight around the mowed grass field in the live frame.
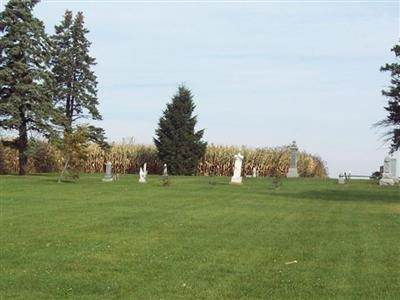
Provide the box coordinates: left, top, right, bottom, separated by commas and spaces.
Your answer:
1, 175, 399, 299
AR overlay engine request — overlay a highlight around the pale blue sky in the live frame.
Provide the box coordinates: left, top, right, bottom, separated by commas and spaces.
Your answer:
4, 0, 400, 176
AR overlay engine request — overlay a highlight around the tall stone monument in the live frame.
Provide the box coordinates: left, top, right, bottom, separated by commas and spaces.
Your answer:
102, 161, 113, 182
287, 141, 299, 178
379, 156, 395, 186
231, 153, 244, 184
390, 158, 397, 178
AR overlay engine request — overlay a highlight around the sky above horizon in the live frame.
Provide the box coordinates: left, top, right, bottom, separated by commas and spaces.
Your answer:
2, 0, 400, 177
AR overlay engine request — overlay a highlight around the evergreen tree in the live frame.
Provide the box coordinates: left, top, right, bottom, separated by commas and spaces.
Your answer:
0, 0, 57, 175
379, 41, 400, 152
51, 11, 105, 145
154, 86, 207, 175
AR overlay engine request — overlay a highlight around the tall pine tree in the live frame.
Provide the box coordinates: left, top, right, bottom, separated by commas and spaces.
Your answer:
51, 11, 106, 146
154, 86, 207, 175
379, 41, 400, 152
0, 0, 58, 175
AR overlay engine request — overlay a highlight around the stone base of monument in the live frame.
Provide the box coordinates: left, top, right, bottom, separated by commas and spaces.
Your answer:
230, 177, 242, 184
102, 176, 113, 182
338, 177, 345, 184
139, 178, 146, 183
287, 168, 299, 178
379, 177, 395, 186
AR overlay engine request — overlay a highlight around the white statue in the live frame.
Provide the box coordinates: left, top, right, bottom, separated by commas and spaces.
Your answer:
338, 173, 345, 184
252, 167, 257, 178
163, 163, 168, 176
139, 166, 146, 183
143, 163, 148, 177
380, 156, 395, 186
231, 153, 244, 184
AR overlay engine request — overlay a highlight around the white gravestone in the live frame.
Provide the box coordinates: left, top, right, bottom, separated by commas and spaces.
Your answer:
287, 141, 299, 178
379, 156, 395, 186
338, 173, 345, 184
139, 163, 147, 183
253, 167, 257, 178
163, 164, 168, 176
102, 161, 113, 182
231, 153, 244, 184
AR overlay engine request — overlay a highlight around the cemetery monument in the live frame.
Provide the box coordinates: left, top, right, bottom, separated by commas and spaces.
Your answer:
287, 141, 299, 178
139, 163, 147, 183
231, 153, 244, 184
379, 156, 395, 186
102, 161, 113, 182
253, 167, 258, 178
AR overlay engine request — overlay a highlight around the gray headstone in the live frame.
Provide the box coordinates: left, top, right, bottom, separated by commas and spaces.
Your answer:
287, 141, 299, 178
102, 161, 113, 182
379, 157, 395, 186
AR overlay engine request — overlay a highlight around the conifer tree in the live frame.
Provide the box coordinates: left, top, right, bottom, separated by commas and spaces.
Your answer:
154, 86, 207, 175
379, 41, 400, 152
0, 0, 57, 175
51, 11, 107, 146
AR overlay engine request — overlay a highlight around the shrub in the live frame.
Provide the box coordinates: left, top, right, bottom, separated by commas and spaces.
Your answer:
30, 140, 59, 173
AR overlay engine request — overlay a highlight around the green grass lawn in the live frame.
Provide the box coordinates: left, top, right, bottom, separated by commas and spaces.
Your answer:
1, 175, 399, 299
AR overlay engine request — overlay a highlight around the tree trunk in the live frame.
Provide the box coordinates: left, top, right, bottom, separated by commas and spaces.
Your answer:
66, 91, 72, 133
18, 118, 28, 176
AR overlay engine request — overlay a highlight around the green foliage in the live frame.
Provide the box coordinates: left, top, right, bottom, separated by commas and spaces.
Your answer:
29, 139, 58, 173
51, 11, 102, 134
269, 148, 286, 190
0, 0, 60, 175
154, 85, 207, 175
370, 171, 382, 180
57, 126, 90, 182
271, 175, 283, 190
379, 41, 400, 152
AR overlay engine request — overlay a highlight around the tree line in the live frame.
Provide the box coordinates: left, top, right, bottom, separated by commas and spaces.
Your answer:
0, 0, 105, 176
0, 0, 206, 177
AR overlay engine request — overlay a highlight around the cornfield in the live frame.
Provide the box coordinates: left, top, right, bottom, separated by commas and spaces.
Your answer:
1, 142, 327, 177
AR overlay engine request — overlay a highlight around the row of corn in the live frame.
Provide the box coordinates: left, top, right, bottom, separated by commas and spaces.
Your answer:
1, 142, 327, 177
